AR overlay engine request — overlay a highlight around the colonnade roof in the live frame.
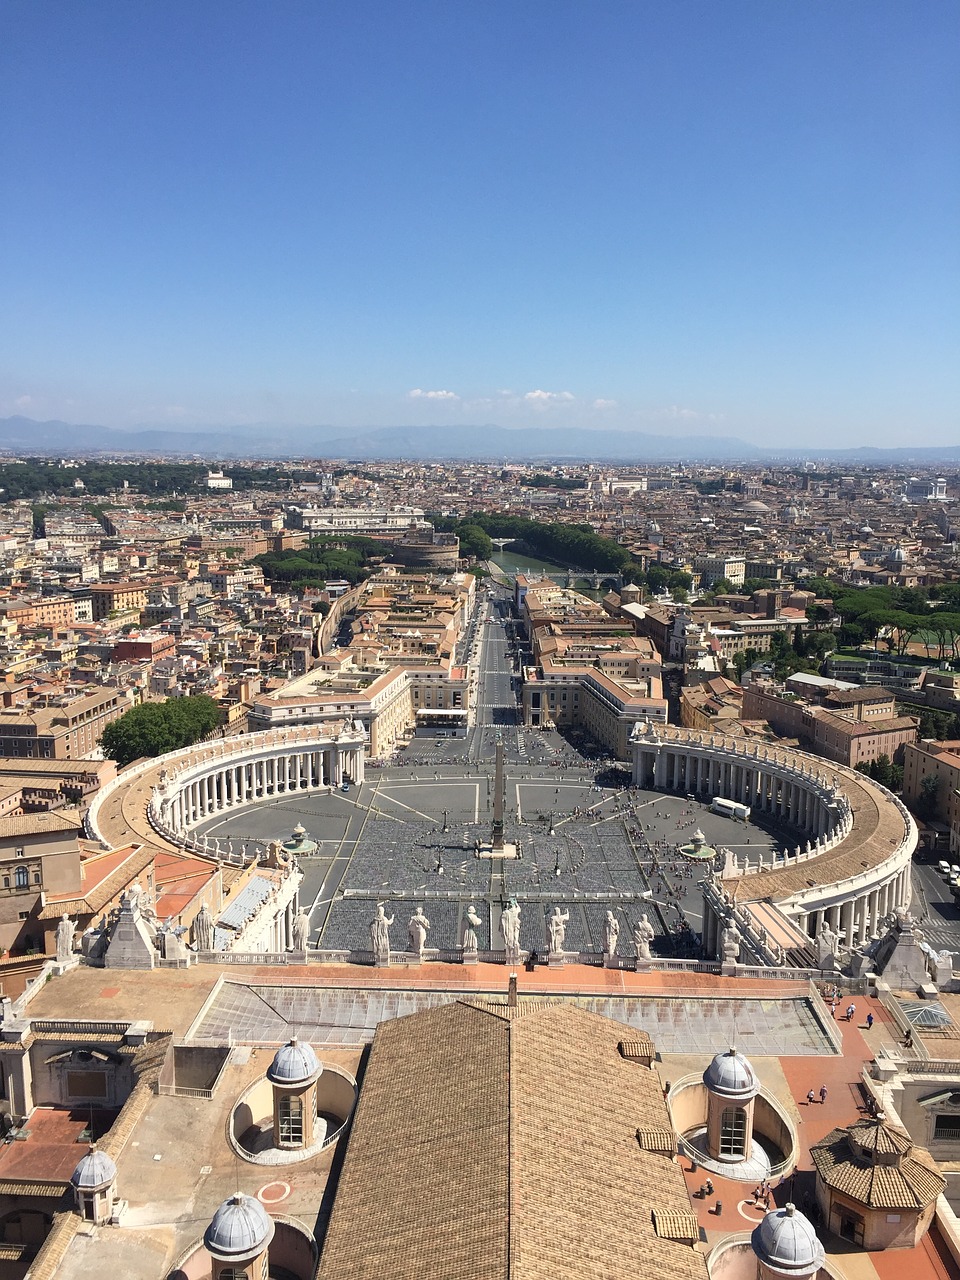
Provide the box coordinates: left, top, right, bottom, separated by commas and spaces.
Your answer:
720, 765, 907, 902
639, 726, 911, 905
90, 724, 360, 855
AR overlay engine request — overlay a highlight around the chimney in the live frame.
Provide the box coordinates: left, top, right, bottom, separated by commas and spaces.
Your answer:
508, 972, 518, 1007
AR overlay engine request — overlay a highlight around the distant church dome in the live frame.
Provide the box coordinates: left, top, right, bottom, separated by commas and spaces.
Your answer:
752, 1203, 825, 1276
703, 1047, 759, 1100
888, 546, 907, 564
743, 500, 771, 514
204, 1193, 275, 1261
781, 505, 799, 523
267, 1037, 322, 1086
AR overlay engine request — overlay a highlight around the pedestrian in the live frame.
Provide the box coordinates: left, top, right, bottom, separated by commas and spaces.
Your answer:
806, 1089, 815, 1106
866, 1012, 874, 1030
846, 1003, 856, 1022
819, 1085, 828, 1105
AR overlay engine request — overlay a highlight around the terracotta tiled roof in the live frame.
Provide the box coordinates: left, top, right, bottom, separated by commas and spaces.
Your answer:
317, 1000, 707, 1280
652, 1208, 701, 1242
0, 1179, 68, 1197
39, 843, 153, 920
810, 1119, 945, 1210
637, 1126, 678, 1154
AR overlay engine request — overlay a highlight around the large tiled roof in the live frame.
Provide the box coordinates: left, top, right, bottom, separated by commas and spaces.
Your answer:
810, 1118, 945, 1211
317, 1000, 707, 1280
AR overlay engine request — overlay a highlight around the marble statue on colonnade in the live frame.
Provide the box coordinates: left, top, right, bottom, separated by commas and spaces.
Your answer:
292, 907, 311, 951
633, 913, 655, 961
408, 906, 431, 958
460, 902, 482, 952
721, 921, 742, 964
192, 902, 214, 952
370, 903, 394, 965
604, 910, 620, 958
500, 898, 522, 965
548, 906, 569, 954
56, 913, 75, 964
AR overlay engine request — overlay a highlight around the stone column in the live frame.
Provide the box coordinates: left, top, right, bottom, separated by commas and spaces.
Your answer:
654, 748, 667, 789
860, 893, 871, 939
868, 889, 880, 937
841, 900, 855, 949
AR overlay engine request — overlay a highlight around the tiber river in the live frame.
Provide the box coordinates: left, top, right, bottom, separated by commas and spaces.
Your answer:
489, 547, 572, 577
488, 547, 603, 598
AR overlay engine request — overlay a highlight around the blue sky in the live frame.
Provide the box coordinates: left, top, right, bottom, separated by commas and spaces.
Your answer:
1, 1, 957, 447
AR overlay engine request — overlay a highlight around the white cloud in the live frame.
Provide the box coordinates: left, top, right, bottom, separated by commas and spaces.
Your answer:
523, 389, 575, 408
593, 398, 618, 410
409, 388, 459, 401
661, 405, 727, 424
15, 394, 32, 408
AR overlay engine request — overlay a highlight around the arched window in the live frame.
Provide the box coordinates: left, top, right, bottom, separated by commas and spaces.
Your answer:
278, 1093, 303, 1145
14, 866, 28, 889
719, 1105, 747, 1158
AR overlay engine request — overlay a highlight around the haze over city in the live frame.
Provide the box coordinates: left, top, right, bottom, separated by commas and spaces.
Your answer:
1, 1, 957, 450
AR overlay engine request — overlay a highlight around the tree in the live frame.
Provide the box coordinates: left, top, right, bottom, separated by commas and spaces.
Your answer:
805, 604, 832, 629
456, 523, 493, 561
100, 695, 222, 767
916, 773, 942, 820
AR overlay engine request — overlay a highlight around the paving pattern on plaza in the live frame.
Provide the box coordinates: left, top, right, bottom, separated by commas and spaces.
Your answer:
191, 982, 835, 1055
198, 778, 790, 956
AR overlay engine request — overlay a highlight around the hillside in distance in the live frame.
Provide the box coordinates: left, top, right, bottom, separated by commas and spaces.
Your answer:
0, 416, 957, 464
0, 416, 763, 461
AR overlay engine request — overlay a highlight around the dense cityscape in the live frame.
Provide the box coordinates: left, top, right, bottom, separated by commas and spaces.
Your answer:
0, 455, 957, 1278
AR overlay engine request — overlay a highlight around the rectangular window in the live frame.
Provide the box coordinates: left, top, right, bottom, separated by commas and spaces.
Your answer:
278, 1094, 303, 1144
719, 1106, 747, 1158
934, 1114, 960, 1140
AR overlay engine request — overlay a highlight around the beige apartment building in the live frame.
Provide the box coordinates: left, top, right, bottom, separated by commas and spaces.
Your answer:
742, 683, 917, 769
0, 687, 130, 759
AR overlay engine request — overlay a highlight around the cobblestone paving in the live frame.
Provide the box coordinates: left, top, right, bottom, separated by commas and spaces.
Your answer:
197, 777, 790, 955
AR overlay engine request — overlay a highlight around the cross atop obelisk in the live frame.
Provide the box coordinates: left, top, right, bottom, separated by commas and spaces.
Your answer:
491, 734, 505, 851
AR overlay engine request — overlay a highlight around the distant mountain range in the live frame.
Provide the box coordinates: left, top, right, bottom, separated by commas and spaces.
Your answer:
0, 415, 958, 465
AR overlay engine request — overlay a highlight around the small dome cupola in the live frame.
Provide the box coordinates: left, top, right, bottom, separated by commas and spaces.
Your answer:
71, 1145, 116, 1192
70, 1144, 118, 1225
204, 1193, 275, 1268
267, 1036, 322, 1087
752, 1202, 825, 1277
703, 1047, 760, 1101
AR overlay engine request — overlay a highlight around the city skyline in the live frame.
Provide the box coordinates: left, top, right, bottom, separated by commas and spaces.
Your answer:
1, 1, 957, 447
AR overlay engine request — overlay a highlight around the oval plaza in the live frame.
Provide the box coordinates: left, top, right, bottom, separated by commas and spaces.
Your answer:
81, 707, 916, 972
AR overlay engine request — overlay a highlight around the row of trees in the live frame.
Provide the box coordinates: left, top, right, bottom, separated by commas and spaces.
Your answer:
457, 514, 633, 574
0, 460, 310, 501
855, 753, 904, 792
253, 535, 389, 588
830, 584, 960, 658
100, 695, 222, 767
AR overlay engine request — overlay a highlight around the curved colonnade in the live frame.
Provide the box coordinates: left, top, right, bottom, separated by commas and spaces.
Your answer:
84, 716, 914, 966
84, 720, 367, 862
630, 723, 917, 956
